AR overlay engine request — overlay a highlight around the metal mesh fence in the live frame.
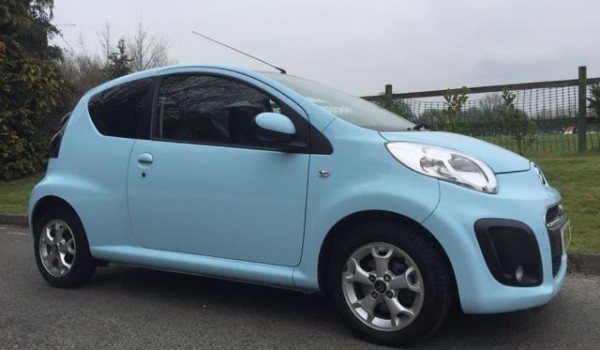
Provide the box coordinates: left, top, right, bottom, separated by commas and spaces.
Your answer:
365, 78, 600, 154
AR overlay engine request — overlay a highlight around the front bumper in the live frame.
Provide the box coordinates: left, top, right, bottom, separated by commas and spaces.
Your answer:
422, 166, 567, 314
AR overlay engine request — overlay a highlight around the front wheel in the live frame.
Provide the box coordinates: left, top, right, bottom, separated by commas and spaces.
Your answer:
34, 206, 96, 288
329, 222, 452, 347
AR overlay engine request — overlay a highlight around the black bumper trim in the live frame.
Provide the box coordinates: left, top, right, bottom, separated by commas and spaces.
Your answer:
475, 219, 543, 287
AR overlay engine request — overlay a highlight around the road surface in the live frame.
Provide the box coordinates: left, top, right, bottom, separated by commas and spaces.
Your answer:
1, 225, 599, 349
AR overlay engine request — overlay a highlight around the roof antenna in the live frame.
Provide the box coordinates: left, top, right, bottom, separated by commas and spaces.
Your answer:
191, 30, 287, 74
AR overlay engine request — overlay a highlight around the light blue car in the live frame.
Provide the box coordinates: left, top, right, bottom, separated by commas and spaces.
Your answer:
29, 65, 570, 346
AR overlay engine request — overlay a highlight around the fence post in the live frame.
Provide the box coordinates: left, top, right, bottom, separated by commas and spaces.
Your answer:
384, 84, 393, 109
578, 66, 587, 153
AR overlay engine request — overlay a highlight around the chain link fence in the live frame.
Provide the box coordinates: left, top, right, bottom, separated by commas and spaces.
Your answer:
363, 68, 600, 154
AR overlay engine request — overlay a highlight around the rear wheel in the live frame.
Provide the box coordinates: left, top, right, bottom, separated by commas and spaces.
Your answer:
34, 207, 96, 288
329, 222, 452, 346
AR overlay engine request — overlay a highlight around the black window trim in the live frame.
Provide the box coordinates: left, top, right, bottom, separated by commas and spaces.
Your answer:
148, 72, 332, 155
87, 77, 156, 140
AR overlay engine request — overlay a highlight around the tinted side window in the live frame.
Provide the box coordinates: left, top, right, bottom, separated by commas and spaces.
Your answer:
88, 78, 152, 138
154, 75, 297, 148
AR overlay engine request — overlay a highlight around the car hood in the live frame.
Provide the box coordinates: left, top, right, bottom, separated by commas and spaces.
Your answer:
379, 131, 531, 174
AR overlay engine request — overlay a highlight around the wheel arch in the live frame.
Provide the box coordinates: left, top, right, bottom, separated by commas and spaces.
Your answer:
317, 210, 458, 299
31, 196, 79, 234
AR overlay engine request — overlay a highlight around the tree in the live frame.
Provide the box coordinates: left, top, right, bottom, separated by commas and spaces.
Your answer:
478, 93, 503, 121
75, 22, 173, 83
377, 98, 416, 121
499, 90, 536, 156
0, 0, 66, 181
100, 24, 112, 64
128, 20, 175, 72
419, 108, 441, 126
588, 83, 600, 119
435, 87, 469, 133
60, 48, 105, 108
59, 23, 175, 112
105, 38, 132, 79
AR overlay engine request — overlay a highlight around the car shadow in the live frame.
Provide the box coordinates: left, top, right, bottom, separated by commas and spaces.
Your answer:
88, 264, 559, 349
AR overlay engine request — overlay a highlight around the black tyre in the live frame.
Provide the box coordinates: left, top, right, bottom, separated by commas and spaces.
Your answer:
329, 221, 452, 347
34, 206, 96, 288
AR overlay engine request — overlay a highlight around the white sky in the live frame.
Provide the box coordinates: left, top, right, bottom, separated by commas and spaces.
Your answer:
52, 0, 600, 96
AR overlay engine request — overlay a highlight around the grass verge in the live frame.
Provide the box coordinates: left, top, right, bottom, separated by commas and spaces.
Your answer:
532, 152, 600, 253
483, 133, 600, 155
0, 174, 43, 214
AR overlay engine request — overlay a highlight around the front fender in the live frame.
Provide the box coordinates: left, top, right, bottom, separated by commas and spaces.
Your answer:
292, 121, 441, 289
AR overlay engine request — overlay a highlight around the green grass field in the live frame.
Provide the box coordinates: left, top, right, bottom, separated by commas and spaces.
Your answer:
0, 152, 598, 253
483, 132, 600, 155
0, 174, 43, 214
531, 152, 600, 253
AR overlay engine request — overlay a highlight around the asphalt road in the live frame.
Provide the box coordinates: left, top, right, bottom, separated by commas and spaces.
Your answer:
1, 225, 599, 350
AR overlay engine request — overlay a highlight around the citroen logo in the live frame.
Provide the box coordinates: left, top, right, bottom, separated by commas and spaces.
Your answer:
374, 280, 387, 293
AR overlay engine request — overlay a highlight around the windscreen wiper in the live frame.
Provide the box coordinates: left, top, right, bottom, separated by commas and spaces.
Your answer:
408, 123, 430, 131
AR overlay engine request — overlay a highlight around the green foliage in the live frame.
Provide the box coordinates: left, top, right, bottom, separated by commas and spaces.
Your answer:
435, 87, 469, 133
377, 98, 416, 121
0, 0, 66, 181
105, 38, 132, 79
60, 35, 134, 109
477, 93, 503, 121
588, 83, 600, 118
60, 50, 106, 109
499, 90, 536, 156
59, 22, 174, 110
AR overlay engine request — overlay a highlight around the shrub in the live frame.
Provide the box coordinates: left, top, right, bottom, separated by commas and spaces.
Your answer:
499, 90, 536, 156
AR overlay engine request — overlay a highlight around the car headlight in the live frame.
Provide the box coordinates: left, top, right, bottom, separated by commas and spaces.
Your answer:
386, 142, 498, 194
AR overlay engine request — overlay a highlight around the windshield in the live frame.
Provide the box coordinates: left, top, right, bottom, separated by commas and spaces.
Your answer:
264, 73, 414, 131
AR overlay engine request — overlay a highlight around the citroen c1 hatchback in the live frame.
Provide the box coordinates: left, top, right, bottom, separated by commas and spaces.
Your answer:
29, 65, 570, 346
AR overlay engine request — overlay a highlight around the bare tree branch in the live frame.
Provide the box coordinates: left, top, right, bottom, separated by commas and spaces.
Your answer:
99, 24, 112, 65
128, 20, 175, 72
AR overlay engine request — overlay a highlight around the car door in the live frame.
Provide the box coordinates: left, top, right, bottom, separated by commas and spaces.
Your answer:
127, 73, 310, 266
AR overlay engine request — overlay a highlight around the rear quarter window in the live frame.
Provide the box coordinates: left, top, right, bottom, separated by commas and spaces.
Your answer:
87, 78, 153, 138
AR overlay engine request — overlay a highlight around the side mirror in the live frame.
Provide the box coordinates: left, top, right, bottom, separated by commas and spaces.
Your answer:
254, 112, 296, 137
254, 112, 306, 152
